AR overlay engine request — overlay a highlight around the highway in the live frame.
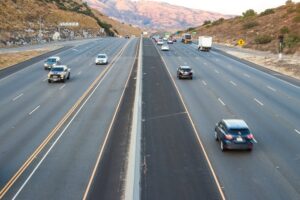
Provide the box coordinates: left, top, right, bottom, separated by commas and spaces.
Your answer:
156, 39, 300, 200
0, 37, 139, 199
0, 36, 299, 200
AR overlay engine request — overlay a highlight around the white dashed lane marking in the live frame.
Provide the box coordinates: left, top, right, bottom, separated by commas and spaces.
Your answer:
59, 85, 66, 90
28, 105, 40, 115
12, 93, 23, 101
295, 129, 300, 134
267, 86, 276, 92
230, 81, 237, 86
254, 98, 264, 106
243, 73, 250, 78
218, 98, 226, 106
202, 80, 207, 86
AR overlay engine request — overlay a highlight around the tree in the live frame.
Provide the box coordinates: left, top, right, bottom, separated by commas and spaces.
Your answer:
242, 9, 256, 18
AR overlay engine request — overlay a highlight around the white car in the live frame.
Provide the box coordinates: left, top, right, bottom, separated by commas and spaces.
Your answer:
161, 44, 170, 51
157, 39, 164, 45
95, 54, 108, 65
44, 56, 61, 70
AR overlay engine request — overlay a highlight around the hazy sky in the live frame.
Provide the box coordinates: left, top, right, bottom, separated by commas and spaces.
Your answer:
148, 0, 300, 15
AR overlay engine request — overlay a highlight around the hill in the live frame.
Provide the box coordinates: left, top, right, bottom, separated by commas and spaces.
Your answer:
190, 2, 300, 54
86, 0, 232, 31
0, 0, 141, 47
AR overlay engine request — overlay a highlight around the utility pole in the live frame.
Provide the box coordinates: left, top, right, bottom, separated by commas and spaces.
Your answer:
278, 35, 284, 60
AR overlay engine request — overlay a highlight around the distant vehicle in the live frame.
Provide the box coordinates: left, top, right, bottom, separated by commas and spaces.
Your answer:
177, 65, 193, 79
181, 33, 192, 44
167, 39, 173, 44
95, 54, 108, 65
198, 36, 212, 51
157, 39, 164, 45
161, 44, 170, 51
48, 65, 70, 83
163, 37, 168, 41
44, 56, 60, 70
125, 35, 130, 39
172, 38, 177, 42
215, 119, 254, 151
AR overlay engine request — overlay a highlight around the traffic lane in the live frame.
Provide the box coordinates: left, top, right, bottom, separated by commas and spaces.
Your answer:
4, 39, 139, 199
0, 38, 122, 102
170, 43, 300, 133
190, 43, 300, 100
0, 38, 125, 143
158, 43, 300, 199
0, 38, 125, 126
141, 38, 222, 200
0, 39, 128, 188
86, 39, 138, 200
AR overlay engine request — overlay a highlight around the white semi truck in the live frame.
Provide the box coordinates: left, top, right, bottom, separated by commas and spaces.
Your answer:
198, 36, 212, 51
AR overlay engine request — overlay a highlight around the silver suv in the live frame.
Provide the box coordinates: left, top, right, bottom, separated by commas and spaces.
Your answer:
48, 65, 70, 83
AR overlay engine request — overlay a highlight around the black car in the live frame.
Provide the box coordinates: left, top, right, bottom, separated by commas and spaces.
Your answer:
215, 119, 254, 151
177, 66, 193, 79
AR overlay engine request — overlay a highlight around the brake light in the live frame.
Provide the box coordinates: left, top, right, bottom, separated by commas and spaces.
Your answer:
225, 134, 233, 140
247, 134, 254, 139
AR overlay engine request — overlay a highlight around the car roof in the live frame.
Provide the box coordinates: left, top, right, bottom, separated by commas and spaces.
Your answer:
222, 119, 249, 129
97, 54, 107, 56
179, 65, 191, 69
49, 56, 60, 59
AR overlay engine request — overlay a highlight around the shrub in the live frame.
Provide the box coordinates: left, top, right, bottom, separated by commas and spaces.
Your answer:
260, 9, 275, 16
202, 20, 211, 26
212, 18, 224, 26
280, 26, 290, 34
243, 21, 259, 29
242, 9, 257, 18
255, 35, 272, 44
293, 15, 300, 23
285, 34, 300, 47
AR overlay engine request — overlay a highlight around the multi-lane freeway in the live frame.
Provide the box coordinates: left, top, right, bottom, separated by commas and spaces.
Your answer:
0, 37, 299, 200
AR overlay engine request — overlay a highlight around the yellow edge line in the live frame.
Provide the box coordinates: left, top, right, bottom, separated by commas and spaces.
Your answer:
0, 39, 130, 199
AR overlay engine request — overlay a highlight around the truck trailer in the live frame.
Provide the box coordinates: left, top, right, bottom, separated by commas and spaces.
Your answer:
198, 36, 212, 51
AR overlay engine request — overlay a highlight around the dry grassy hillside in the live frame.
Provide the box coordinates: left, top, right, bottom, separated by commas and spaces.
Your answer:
0, 0, 141, 47
192, 2, 300, 54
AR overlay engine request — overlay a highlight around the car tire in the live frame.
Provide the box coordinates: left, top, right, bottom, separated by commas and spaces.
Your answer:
67, 74, 70, 80
48, 80, 51, 83
190, 77, 193, 80
62, 78, 65, 83
220, 141, 226, 151
214, 131, 218, 141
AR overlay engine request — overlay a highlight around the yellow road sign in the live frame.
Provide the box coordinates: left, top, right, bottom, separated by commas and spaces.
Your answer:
238, 39, 245, 46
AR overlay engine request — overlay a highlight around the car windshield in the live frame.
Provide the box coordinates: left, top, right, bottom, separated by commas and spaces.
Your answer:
228, 128, 250, 135
51, 67, 64, 72
98, 55, 106, 58
47, 58, 56, 63
185, 35, 191, 39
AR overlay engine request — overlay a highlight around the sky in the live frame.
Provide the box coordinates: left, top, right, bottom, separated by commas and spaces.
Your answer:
145, 0, 300, 15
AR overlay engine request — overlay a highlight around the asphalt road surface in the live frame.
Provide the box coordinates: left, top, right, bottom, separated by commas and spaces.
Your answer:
1, 36, 299, 200
0, 37, 139, 199
156, 40, 300, 200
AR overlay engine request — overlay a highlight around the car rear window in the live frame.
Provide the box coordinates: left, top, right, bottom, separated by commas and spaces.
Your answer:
51, 67, 64, 72
228, 128, 250, 135
181, 68, 191, 72
47, 59, 56, 62
98, 55, 106, 58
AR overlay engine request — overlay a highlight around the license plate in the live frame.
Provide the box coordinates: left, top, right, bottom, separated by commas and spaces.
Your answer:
236, 137, 243, 142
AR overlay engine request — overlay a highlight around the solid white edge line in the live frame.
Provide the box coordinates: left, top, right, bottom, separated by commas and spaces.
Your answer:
295, 129, 300, 134
124, 36, 142, 200
254, 98, 264, 106
12, 39, 133, 200
218, 98, 226, 106
154, 40, 226, 200
12, 93, 23, 101
28, 105, 40, 115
